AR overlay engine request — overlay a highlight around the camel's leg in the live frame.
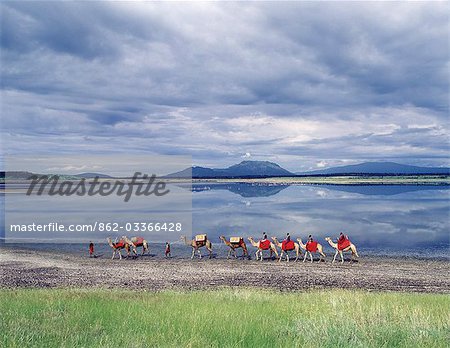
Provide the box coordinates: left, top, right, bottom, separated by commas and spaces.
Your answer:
303, 252, 307, 262
332, 250, 338, 263
191, 248, 195, 259
286, 252, 290, 262
340, 251, 344, 263
309, 251, 313, 263
112, 250, 115, 260
351, 244, 359, 258
319, 249, 326, 261
227, 249, 231, 259
278, 251, 282, 262
234, 249, 237, 259
198, 249, 202, 259
118, 249, 122, 260
295, 248, 299, 262
243, 246, 249, 259
271, 246, 279, 259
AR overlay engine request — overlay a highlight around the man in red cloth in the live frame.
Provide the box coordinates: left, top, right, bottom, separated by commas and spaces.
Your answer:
306, 235, 318, 252
337, 232, 351, 250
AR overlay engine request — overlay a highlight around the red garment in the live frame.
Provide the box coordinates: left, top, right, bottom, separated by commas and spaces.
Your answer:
281, 240, 295, 251
115, 240, 125, 248
259, 239, 271, 250
306, 241, 318, 252
337, 237, 351, 250
134, 237, 144, 246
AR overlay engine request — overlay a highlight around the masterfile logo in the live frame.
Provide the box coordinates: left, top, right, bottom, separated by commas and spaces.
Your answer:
4, 155, 192, 243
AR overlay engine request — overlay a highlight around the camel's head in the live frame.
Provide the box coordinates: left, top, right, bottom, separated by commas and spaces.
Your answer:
247, 237, 254, 242
297, 238, 303, 242
180, 235, 186, 241
324, 237, 331, 242
271, 237, 277, 242
219, 236, 226, 242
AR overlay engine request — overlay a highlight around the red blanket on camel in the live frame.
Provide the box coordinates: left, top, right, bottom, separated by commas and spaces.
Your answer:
114, 240, 125, 248
337, 237, 351, 250
259, 239, 271, 250
306, 241, 318, 252
281, 240, 295, 251
134, 237, 144, 246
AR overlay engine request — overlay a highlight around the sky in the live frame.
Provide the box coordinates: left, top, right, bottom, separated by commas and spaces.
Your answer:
1, 1, 449, 172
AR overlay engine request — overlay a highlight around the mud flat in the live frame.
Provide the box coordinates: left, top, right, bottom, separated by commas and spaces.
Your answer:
1, 248, 448, 293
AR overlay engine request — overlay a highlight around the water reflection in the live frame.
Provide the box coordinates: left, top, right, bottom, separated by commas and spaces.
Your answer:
191, 184, 449, 256
1, 183, 449, 258
192, 183, 288, 197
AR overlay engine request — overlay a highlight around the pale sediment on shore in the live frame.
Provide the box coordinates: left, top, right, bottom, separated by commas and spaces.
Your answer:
0, 248, 448, 293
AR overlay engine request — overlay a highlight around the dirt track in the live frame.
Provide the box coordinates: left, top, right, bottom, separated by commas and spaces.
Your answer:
0, 248, 449, 293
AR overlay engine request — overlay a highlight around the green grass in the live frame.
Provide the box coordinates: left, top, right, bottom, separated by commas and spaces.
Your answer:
1, 288, 449, 347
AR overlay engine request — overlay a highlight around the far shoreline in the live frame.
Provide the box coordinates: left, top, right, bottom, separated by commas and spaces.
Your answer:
3, 174, 450, 186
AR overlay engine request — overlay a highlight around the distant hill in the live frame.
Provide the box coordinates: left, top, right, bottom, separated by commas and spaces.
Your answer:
75, 172, 113, 178
167, 160, 294, 178
2, 171, 82, 180
298, 162, 450, 175
2, 171, 36, 180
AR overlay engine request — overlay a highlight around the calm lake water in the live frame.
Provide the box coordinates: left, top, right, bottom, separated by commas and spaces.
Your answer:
1, 183, 449, 259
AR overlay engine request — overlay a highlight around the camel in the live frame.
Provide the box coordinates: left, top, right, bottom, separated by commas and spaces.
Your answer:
181, 235, 213, 259
271, 237, 300, 262
220, 236, 249, 259
297, 238, 326, 263
325, 237, 359, 263
122, 236, 149, 256
106, 237, 131, 260
247, 237, 278, 261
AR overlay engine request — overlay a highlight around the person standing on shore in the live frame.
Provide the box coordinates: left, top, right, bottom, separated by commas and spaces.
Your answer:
89, 242, 95, 258
165, 242, 171, 258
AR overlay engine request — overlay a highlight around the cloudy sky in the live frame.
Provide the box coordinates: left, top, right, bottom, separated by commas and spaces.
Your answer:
1, 1, 448, 172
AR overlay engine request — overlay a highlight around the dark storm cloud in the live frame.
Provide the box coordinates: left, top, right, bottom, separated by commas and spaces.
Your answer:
1, 1, 448, 169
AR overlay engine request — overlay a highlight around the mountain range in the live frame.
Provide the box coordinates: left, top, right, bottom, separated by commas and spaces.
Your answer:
167, 161, 293, 178
168, 160, 449, 178
298, 162, 450, 175
2, 161, 449, 180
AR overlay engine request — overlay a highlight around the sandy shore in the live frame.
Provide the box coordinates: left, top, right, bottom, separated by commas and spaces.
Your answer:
0, 248, 448, 293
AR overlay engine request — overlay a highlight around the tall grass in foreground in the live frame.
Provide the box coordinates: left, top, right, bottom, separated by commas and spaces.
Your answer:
0, 288, 448, 347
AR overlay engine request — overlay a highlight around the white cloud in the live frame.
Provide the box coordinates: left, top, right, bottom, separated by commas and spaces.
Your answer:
1, 1, 448, 170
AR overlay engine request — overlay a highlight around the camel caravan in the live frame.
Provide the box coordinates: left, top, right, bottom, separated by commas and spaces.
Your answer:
105, 232, 359, 263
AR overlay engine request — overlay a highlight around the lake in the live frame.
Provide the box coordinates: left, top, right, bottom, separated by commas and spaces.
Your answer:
1, 183, 449, 259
